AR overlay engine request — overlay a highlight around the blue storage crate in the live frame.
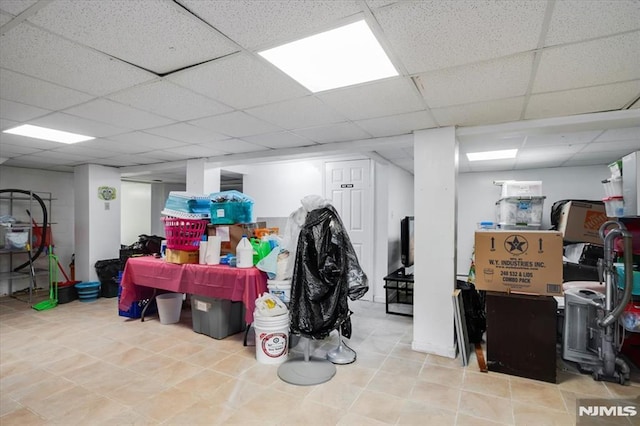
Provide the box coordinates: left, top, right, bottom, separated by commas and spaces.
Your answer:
117, 284, 157, 318
210, 202, 253, 224
163, 192, 211, 218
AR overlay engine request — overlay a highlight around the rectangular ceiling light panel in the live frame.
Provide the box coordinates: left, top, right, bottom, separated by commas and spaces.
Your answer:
3, 124, 95, 144
466, 149, 518, 161
259, 20, 398, 92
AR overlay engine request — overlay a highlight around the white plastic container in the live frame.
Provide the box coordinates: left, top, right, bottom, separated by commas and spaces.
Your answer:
267, 279, 292, 303
603, 196, 624, 217
602, 177, 623, 197
496, 196, 545, 227
500, 181, 543, 198
253, 311, 289, 364
236, 235, 254, 268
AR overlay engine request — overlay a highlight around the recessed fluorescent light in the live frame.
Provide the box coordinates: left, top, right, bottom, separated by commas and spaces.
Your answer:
3, 124, 94, 144
258, 20, 398, 92
466, 149, 518, 162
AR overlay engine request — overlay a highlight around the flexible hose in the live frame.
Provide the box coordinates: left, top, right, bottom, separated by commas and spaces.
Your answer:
0, 189, 48, 272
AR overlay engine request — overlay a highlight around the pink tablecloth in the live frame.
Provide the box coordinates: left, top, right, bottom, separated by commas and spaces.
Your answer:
118, 256, 268, 324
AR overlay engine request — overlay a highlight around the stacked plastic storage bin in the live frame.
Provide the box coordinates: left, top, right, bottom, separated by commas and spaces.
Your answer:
209, 190, 254, 225
118, 271, 157, 318
162, 192, 211, 219
496, 181, 545, 230
602, 161, 624, 218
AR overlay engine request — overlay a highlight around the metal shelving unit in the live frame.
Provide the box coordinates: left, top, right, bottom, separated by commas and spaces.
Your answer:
0, 190, 53, 303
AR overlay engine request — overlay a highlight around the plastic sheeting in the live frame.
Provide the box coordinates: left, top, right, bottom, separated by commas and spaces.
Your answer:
289, 204, 368, 340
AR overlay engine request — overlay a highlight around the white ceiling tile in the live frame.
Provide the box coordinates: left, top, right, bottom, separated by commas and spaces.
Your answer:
533, 32, 640, 93
91, 155, 144, 167
28, 0, 238, 74
563, 150, 632, 167
0, 99, 51, 121
595, 127, 640, 142
247, 96, 345, 130
582, 140, 640, 153
366, 1, 399, 8
356, 110, 436, 137
0, 1, 37, 15
545, 0, 640, 46
138, 150, 194, 162
525, 81, 640, 120
200, 139, 265, 154
0, 143, 40, 157
459, 136, 524, 154
50, 144, 113, 158
416, 53, 534, 108
0, 12, 13, 26
162, 144, 228, 158
0, 24, 155, 96
294, 122, 372, 144
64, 99, 175, 130
375, 0, 546, 73
108, 131, 191, 150
30, 112, 130, 138
514, 157, 566, 170
0, 118, 19, 131
168, 53, 309, 109
432, 97, 525, 127
76, 138, 151, 155
243, 131, 316, 149
468, 159, 516, 173
525, 131, 601, 147
144, 123, 228, 144
190, 111, 282, 138
1, 68, 94, 111
518, 144, 585, 160
0, 131, 64, 150
29, 150, 96, 164
107, 81, 232, 122
179, 0, 362, 50
317, 78, 424, 121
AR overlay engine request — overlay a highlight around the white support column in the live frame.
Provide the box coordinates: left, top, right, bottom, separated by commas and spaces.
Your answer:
412, 127, 458, 358
74, 164, 121, 283
186, 159, 220, 194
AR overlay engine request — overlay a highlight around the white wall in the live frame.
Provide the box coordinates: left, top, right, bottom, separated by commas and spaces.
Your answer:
121, 181, 151, 245
231, 160, 324, 218
457, 165, 610, 276
74, 165, 121, 283
150, 182, 185, 237
386, 164, 415, 273
0, 166, 75, 295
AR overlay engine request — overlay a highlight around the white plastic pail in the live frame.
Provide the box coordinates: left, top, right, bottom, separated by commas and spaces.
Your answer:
267, 280, 291, 303
156, 293, 183, 324
254, 312, 289, 364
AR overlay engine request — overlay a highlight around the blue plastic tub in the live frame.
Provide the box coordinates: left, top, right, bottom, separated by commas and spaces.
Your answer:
75, 281, 100, 302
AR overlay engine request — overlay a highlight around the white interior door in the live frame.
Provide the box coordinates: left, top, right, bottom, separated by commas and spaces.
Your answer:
325, 159, 374, 301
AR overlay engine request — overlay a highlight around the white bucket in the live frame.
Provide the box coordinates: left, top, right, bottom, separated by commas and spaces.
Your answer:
156, 293, 183, 324
254, 312, 289, 364
267, 279, 291, 303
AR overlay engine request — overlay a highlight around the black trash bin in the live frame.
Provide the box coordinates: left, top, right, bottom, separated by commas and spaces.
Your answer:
95, 258, 122, 298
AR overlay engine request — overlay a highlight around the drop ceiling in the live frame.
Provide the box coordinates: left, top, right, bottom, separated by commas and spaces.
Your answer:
0, 0, 639, 183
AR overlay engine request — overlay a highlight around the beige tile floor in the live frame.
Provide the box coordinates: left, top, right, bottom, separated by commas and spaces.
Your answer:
1, 293, 638, 425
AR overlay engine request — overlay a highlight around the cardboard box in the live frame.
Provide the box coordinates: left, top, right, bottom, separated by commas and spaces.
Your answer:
165, 248, 199, 264
207, 222, 266, 255
474, 231, 563, 296
557, 201, 607, 245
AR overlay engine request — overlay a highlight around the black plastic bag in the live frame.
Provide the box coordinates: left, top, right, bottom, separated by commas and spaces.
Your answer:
95, 258, 123, 298
289, 205, 368, 340
456, 280, 486, 344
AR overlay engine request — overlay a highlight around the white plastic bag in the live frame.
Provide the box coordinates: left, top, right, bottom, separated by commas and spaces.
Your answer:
254, 292, 288, 317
